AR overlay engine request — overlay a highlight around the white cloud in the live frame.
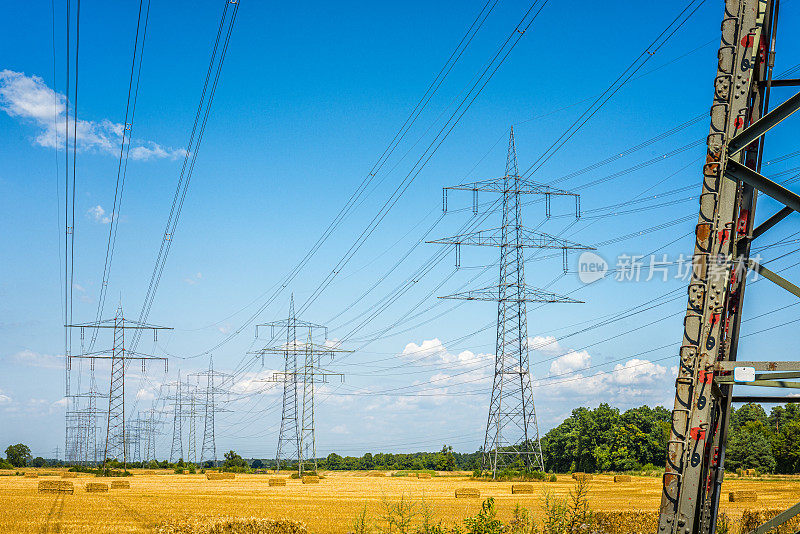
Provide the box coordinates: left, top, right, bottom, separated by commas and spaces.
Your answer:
529, 335, 566, 356
549, 349, 591, 376
0, 69, 184, 160
402, 338, 492, 366
330, 424, 349, 435
0, 390, 11, 405
11, 349, 63, 369
185, 272, 203, 285
230, 369, 282, 395
87, 205, 113, 224
136, 388, 156, 401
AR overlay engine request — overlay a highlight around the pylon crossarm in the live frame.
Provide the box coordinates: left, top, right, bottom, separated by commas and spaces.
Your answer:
65, 318, 172, 330
715, 361, 800, 372
427, 227, 593, 250
439, 285, 582, 303
728, 90, 800, 155
250, 342, 352, 356
746, 259, 800, 299
725, 160, 800, 213
445, 177, 577, 196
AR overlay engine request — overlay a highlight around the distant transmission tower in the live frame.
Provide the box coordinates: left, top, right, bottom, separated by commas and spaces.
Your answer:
430, 128, 591, 476
168, 373, 184, 462
66, 306, 170, 469
190, 355, 231, 467
252, 296, 348, 473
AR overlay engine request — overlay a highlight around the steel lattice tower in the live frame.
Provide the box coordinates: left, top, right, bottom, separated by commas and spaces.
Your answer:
186, 380, 198, 464
169, 373, 184, 462
66, 306, 169, 468
430, 128, 590, 476
658, 0, 800, 531
190, 355, 231, 467
252, 297, 348, 473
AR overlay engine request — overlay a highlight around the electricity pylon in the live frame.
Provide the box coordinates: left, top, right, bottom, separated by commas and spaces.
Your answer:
66, 306, 170, 469
429, 128, 591, 476
167, 373, 184, 463
189, 355, 231, 466
251, 297, 348, 473
658, 0, 800, 532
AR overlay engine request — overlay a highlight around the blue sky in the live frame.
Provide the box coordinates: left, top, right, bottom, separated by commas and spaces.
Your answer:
1, 0, 800, 460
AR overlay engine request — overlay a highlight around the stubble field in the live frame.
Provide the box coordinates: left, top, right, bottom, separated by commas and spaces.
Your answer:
2, 469, 800, 533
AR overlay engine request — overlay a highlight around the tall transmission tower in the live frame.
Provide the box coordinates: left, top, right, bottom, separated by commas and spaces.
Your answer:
251, 297, 348, 473
168, 373, 184, 463
185, 379, 199, 464
658, 0, 800, 532
141, 408, 160, 463
429, 128, 591, 476
189, 356, 231, 467
66, 306, 170, 469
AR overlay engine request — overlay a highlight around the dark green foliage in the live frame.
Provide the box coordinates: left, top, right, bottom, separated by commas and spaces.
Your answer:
540, 404, 669, 473
726, 420, 776, 472
222, 450, 248, 472
5, 444, 32, 467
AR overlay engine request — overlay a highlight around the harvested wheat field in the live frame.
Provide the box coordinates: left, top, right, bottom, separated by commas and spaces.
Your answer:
2, 470, 800, 533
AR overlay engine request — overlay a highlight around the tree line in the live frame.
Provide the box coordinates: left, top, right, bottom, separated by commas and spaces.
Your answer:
5, 403, 800, 473
540, 402, 800, 474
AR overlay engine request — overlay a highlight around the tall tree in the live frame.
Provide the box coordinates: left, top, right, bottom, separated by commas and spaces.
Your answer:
5, 444, 31, 468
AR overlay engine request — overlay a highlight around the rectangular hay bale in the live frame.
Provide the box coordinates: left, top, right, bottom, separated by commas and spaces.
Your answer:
206, 472, 235, 480
85, 482, 109, 493
455, 488, 481, 498
729, 490, 757, 503
368, 472, 386, 477
302, 475, 320, 484
24, 473, 39, 478
614, 475, 631, 483
268, 478, 287, 486
572, 472, 592, 482
511, 484, 535, 494
110, 480, 130, 489
61, 472, 78, 478
38, 481, 74, 494
416, 473, 432, 479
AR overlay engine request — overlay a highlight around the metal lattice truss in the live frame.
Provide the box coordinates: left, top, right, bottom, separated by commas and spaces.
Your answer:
251, 296, 349, 474
189, 356, 232, 466
439, 285, 583, 304
65, 306, 171, 469
431, 127, 586, 476
443, 177, 580, 218
659, 0, 800, 532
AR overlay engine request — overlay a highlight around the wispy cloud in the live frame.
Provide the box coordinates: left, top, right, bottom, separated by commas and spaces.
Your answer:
87, 205, 114, 224
11, 349, 64, 369
0, 69, 184, 160
184, 272, 203, 285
